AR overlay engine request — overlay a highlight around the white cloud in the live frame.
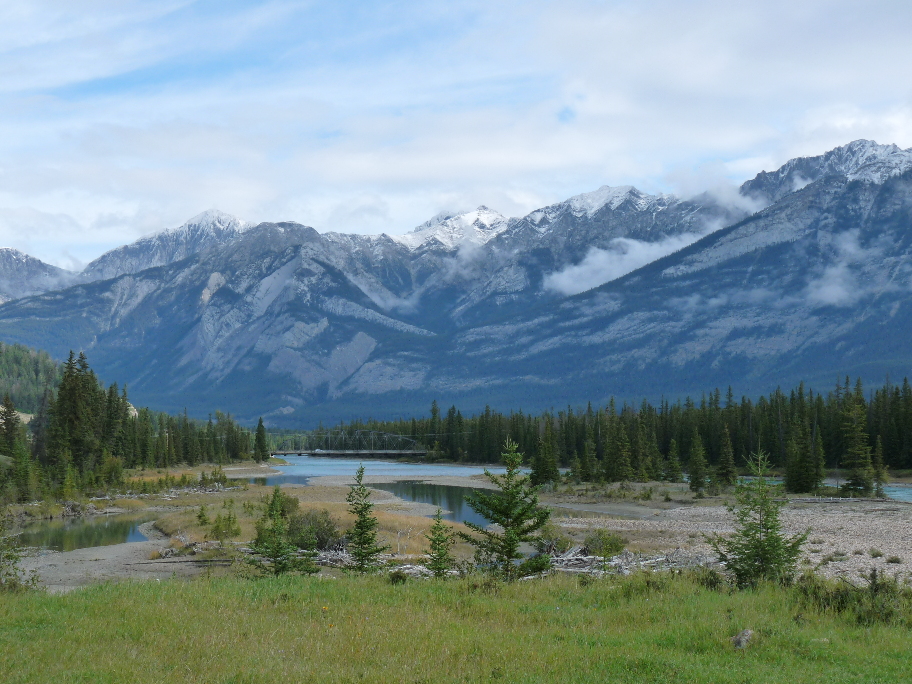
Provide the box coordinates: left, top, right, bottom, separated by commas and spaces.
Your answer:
2, 1, 912, 265
804, 230, 881, 307
543, 233, 703, 296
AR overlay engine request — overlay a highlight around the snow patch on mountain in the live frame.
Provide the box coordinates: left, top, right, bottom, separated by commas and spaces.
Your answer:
741, 140, 912, 205
391, 206, 509, 250
526, 186, 679, 228
82, 209, 249, 282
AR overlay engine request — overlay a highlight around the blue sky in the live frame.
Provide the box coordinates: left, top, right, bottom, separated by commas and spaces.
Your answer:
1, 0, 911, 267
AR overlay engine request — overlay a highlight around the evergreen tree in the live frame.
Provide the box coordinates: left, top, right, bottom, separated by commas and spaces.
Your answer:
665, 439, 683, 483
458, 439, 551, 580
424, 508, 456, 578
0, 395, 20, 456
715, 426, 737, 487
530, 421, 559, 485
707, 452, 808, 588
687, 430, 708, 493
872, 435, 887, 498
611, 420, 633, 482
841, 394, 874, 496
254, 417, 269, 463
250, 486, 317, 575
345, 465, 389, 573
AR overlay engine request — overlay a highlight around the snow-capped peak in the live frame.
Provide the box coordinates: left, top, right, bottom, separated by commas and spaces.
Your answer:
742, 140, 912, 204
163, 209, 248, 237
525, 185, 676, 226
392, 206, 509, 250
0, 247, 31, 264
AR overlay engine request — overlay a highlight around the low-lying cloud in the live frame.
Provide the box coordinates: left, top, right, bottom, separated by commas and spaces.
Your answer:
543, 233, 703, 296
804, 230, 877, 307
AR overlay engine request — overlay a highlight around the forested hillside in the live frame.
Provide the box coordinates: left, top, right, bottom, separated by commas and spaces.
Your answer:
0, 349, 254, 504
304, 376, 904, 495
0, 342, 60, 413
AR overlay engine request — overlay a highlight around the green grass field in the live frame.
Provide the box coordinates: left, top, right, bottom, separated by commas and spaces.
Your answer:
1, 571, 910, 683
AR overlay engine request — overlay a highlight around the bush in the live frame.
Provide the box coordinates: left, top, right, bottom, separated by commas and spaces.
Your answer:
584, 529, 626, 557
388, 569, 408, 585
794, 569, 912, 626
287, 509, 341, 551
535, 523, 573, 555
0, 509, 35, 592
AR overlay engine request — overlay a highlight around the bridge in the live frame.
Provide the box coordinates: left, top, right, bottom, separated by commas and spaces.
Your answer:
271, 430, 427, 458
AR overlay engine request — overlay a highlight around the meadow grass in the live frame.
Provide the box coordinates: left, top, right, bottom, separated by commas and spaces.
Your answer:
1, 571, 909, 683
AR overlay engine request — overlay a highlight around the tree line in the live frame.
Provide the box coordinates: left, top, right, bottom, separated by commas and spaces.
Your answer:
1, 351, 254, 503
303, 377, 905, 496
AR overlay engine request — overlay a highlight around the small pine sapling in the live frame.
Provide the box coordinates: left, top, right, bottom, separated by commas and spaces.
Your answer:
459, 439, 552, 580
425, 508, 456, 578
707, 452, 808, 588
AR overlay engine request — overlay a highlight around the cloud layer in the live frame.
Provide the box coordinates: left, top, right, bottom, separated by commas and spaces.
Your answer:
544, 233, 703, 296
2, 1, 912, 265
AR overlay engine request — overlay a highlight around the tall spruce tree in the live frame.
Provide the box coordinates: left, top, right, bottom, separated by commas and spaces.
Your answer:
715, 426, 738, 487
254, 417, 269, 463
530, 421, 559, 485
872, 435, 886, 498
688, 430, 708, 493
345, 465, 389, 572
841, 391, 874, 496
665, 439, 683, 483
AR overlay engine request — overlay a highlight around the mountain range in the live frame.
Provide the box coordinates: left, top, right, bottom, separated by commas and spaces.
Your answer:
1, 139, 910, 425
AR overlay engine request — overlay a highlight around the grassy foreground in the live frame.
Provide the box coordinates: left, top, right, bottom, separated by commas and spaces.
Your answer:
1, 572, 909, 683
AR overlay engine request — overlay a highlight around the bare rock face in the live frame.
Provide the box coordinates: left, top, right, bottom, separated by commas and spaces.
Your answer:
1, 141, 911, 425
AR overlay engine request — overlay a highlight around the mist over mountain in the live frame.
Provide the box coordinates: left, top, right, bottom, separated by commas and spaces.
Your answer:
0, 140, 909, 425
0, 249, 76, 304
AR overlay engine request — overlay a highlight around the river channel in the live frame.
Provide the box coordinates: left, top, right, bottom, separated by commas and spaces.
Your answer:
250, 454, 508, 526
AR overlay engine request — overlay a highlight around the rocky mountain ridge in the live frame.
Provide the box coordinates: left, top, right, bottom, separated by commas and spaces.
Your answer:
0, 139, 909, 424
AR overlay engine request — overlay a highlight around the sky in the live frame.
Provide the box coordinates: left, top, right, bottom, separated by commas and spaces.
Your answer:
1, 0, 911, 269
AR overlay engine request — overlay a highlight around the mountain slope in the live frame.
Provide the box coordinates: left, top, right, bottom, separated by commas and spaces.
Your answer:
81, 209, 249, 282
1, 140, 909, 423
0, 249, 76, 304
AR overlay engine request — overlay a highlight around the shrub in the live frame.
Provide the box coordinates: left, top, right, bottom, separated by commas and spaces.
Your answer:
886, 556, 902, 564
0, 509, 35, 592
794, 569, 912, 626
287, 509, 341, 551
388, 569, 408, 585
870, 548, 884, 558
584, 529, 626, 557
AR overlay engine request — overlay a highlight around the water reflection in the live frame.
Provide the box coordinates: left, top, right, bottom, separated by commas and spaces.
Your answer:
370, 481, 490, 527
17, 514, 152, 552
251, 455, 510, 526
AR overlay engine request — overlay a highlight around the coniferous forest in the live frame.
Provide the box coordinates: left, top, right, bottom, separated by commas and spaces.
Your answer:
300, 377, 906, 496
0, 337, 907, 500
0, 350, 253, 503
